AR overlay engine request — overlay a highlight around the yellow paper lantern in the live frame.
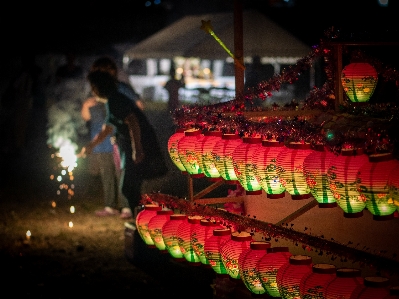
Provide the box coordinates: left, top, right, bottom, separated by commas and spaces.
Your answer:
148, 209, 174, 252
161, 214, 187, 261
341, 62, 378, 103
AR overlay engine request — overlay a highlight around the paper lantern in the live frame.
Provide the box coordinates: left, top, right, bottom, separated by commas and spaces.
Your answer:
232, 136, 263, 195
303, 144, 337, 207
325, 267, 363, 299
252, 140, 286, 198
135, 204, 162, 247
350, 276, 390, 299
161, 214, 187, 260
257, 246, 292, 298
192, 219, 224, 266
167, 128, 187, 174
238, 241, 271, 295
341, 62, 378, 103
276, 142, 313, 200
176, 215, 203, 264
357, 153, 399, 220
276, 255, 313, 299
388, 166, 399, 213
213, 133, 243, 183
177, 129, 204, 177
148, 209, 174, 252
327, 148, 369, 218
299, 263, 336, 299
204, 228, 232, 275
195, 130, 223, 181
219, 231, 253, 279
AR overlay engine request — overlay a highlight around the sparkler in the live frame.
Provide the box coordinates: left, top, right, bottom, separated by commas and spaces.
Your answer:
200, 19, 245, 70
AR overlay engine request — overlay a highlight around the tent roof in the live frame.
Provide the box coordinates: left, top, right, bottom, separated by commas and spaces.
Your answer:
124, 10, 311, 61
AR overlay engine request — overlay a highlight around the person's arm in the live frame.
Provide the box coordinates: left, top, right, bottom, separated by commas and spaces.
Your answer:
125, 112, 144, 164
81, 97, 97, 121
78, 123, 114, 157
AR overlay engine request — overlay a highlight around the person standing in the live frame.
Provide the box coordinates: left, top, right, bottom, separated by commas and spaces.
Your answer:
81, 96, 132, 218
164, 66, 185, 112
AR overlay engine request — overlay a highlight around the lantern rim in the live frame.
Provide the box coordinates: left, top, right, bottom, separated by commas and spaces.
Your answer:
336, 267, 361, 277
169, 214, 187, 220
364, 276, 390, 288
312, 263, 337, 274
289, 255, 312, 265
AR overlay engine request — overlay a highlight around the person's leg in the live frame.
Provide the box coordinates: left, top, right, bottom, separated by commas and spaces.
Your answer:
121, 158, 143, 215
99, 152, 118, 209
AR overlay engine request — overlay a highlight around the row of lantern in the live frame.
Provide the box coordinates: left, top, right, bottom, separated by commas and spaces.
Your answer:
135, 205, 399, 298
168, 129, 399, 220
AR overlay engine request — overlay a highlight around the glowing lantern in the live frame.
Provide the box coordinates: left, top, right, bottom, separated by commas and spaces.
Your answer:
213, 133, 243, 183
195, 130, 223, 181
161, 214, 187, 260
276, 255, 313, 299
177, 129, 204, 177
135, 204, 162, 247
257, 246, 292, 297
204, 228, 232, 275
325, 267, 363, 299
148, 209, 174, 252
192, 219, 224, 266
219, 231, 253, 279
388, 166, 399, 213
238, 241, 271, 295
252, 140, 286, 198
357, 153, 399, 220
167, 129, 187, 173
303, 144, 337, 207
327, 148, 369, 218
232, 136, 263, 195
176, 215, 203, 264
299, 263, 336, 299
350, 276, 390, 299
341, 62, 378, 103
276, 142, 313, 200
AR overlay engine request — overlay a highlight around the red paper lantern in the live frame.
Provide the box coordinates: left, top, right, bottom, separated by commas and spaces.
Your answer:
177, 129, 204, 178
299, 263, 336, 299
341, 62, 378, 103
232, 136, 263, 195
257, 246, 292, 297
219, 231, 253, 279
135, 204, 162, 248
238, 241, 271, 295
252, 140, 286, 198
303, 144, 337, 207
148, 209, 174, 252
191, 219, 224, 266
161, 214, 187, 261
357, 153, 399, 220
194, 130, 223, 181
325, 267, 363, 299
276, 255, 313, 299
350, 276, 390, 299
276, 142, 313, 200
204, 228, 232, 275
176, 215, 203, 264
213, 133, 243, 183
327, 148, 369, 218
167, 128, 187, 174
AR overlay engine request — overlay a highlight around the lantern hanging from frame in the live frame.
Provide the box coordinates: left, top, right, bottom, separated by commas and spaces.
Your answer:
213, 133, 243, 183
204, 228, 232, 275
327, 148, 369, 218
276, 142, 313, 200
219, 231, 253, 279
135, 204, 162, 248
148, 209, 174, 252
276, 255, 313, 299
252, 140, 286, 198
257, 246, 292, 298
303, 144, 337, 208
341, 62, 378, 103
194, 130, 223, 181
356, 153, 399, 220
388, 166, 399, 213
350, 276, 391, 299
176, 215, 203, 265
324, 267, 363, 299
299, 263, 336, 299
161, 214, 187, 261
238, 241, 271, 295
177, 129, 204, 178
167, 128, 187, 174
232, 136, 263, 195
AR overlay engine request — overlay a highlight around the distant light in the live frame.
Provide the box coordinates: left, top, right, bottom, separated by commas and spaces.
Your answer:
145, 1, 151, 7
70, 206, 75, 213
154, 0, 161, 4
378, 0, 388, 7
